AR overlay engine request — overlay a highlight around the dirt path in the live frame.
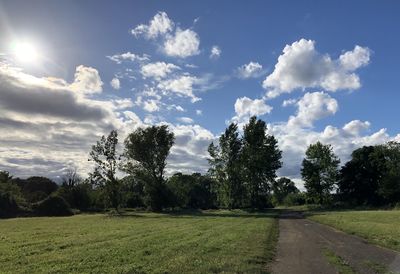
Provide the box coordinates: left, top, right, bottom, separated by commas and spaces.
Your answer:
269, 211, 400, 274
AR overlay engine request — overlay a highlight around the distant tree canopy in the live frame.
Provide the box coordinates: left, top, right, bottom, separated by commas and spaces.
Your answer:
301, 142, 340, 204
4, 118, 400, 219
272, 177, 299, 205
208, 116, 282, 209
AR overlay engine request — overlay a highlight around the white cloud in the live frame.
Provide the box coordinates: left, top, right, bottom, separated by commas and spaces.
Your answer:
110, 77, 120, 90
140, 61, 180, 80
107, 52, 149, 64
177, 117, 194, 124
282, 98, 297, 107
143, 99, 160, 112
237, 61, 264, 78
287, 91, 338, 128
196, 109, 202, 116
131, 11, 174, 39
263, 39, 371, 98
210, 46, 221, 59
158, 75, 201, 103
339, 45, 371, 71
0, 63, 144, 178
164, 28, 200, 58
234, 97, 273, 120
343, 120, 371, 136
70, 65, 103, 94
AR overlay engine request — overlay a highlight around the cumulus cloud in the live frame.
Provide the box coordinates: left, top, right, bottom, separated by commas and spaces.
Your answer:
237, 61, 264, 78
157, 75, 201, 103
164, 28, 200, 58
110, 77, 120, 90
106, 52, 150, 64
233, 97, 273, 121
70, 65, 103, 94
196, 109, 202, 116
143, 99, 160, 112
131, 11, 174, 39
140, 61, 180, 80
287, 91, 338, 128
0, 63, 143, 178
210, 46, 221, 59
263, 39, 371, 98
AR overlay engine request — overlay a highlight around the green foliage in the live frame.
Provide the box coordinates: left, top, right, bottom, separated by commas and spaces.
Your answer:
283, 192, 306, 206
272, 177, 299, 205
33, 195, 73, 216
301, 141, 340, 204
167, 173, 216, 209
0, 210, 278, 273
338, 142, 400, 206
208, 123, 243, 208
19, 176, 58, 203
89, 130, 123, 210
242, 116, 282, 208
124, 125, 174, 211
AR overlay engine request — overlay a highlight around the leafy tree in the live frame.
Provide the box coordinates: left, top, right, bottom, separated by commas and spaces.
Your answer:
167, 173, 216, 209
301, 142, 340, 204
338, 146, 382, 205
375, 142, 400, 204
124, 125, 174, 211
0, 171, 24, 217
208, 123, 243, 209
20, 176, 58, 203
89, 130, 123, 210
272, 177, 299, 205
242, 116, 282, 208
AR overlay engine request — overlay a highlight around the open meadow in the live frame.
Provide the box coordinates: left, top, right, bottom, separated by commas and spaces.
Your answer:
309, 210, 400, 252
0, 210, 278, 274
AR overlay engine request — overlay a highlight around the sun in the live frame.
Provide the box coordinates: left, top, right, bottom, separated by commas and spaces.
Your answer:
12, 41, 39, 63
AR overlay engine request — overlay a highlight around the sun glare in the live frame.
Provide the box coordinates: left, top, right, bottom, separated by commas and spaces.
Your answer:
12, 41, 39, 63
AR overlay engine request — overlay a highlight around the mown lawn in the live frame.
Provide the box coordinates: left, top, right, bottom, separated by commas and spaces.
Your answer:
0, 210, 278, 274
309, 210, 400, 251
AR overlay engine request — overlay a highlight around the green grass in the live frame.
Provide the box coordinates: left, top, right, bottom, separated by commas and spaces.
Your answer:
0, 210, 278, 274
309, 210, 400, 251
323, 249, 357, 274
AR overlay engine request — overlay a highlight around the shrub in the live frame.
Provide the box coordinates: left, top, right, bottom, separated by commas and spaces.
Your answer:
283, 192, 306, 206
34, 195, 73, 216
0, 192, 20, 218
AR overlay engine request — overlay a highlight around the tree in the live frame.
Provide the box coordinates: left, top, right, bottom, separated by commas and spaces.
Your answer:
242, 116, 282, 208
272, 177, 299, 205
338, 146, 382, 205
208, 123, 243, 209
375, 142, 400, 204
89, 130, 123, 210
301, 142, 340, 204
124, 125, 174, 211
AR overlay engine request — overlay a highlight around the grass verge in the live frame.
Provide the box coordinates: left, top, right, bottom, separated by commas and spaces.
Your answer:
309, 210, 400, 252
323, 249, 357, 274
0, 209, 278, 273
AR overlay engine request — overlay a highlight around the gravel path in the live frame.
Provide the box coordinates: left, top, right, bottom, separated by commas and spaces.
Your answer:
269, 211, 400, 274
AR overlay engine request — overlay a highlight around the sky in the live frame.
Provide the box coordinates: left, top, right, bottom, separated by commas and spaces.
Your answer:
0, 0, 400, 186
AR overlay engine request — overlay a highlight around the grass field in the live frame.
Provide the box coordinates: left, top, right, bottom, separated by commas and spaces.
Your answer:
0, 210, 278, 274
309, 210, 400, 252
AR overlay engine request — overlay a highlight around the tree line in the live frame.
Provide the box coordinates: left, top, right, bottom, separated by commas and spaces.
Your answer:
1, 116, 400, 217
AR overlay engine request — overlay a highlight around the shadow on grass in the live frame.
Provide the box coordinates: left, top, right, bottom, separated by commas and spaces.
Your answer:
108, 208, 283, 219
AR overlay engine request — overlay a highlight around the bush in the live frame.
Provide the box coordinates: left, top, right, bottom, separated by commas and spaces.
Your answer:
34, 195, 73, 216
283, 192, 306, 206
0, 192, 20, 218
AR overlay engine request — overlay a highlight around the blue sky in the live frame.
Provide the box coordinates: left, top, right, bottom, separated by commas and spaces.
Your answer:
0, 0, 400, 184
